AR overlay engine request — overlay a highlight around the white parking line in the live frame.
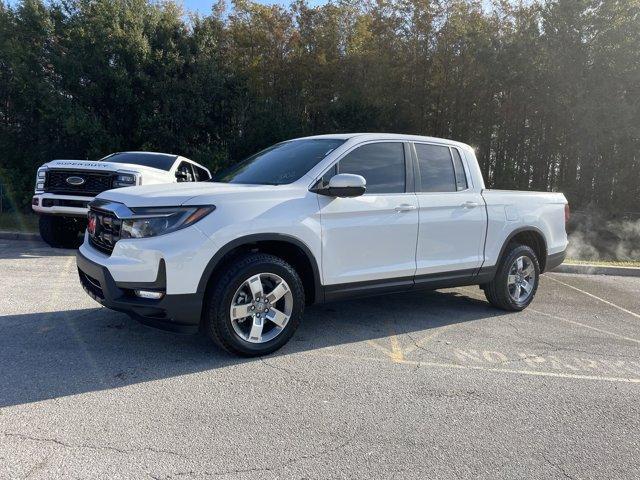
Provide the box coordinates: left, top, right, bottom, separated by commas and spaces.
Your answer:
546, 274, 640, 320
315, 352, 640, 384
459, 287, 640, 345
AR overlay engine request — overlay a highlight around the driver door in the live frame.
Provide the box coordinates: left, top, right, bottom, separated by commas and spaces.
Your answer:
317, 141, 419, 296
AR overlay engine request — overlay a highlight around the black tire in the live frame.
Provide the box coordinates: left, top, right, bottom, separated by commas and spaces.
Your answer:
483, 243, 540, 311
203, 252, 305, 356
39, 215, 84, 249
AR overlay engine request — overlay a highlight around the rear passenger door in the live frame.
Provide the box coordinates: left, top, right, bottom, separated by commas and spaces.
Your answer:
317, 141, 419, 288
413, 143, 486, 278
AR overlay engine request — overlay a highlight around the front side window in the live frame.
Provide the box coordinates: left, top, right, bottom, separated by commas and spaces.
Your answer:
335, 142, 405, 194
215, 139, 345, 185
415, 144, 456, 192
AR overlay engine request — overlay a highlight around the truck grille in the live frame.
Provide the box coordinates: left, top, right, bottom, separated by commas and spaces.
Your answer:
45, 170, 114, 196
88, 207, 122, 255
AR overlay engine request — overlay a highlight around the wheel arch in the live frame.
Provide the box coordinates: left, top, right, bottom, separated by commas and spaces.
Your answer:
497, 226, 548, 272
197, 234, 323, 305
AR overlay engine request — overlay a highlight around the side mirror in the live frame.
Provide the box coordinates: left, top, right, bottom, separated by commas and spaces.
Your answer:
175, 171, 188, 182
312, 173, 366, 198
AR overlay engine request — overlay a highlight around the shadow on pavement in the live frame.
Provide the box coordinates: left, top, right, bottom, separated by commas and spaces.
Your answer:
0, 239, 77, 260
0, 288, 507, 407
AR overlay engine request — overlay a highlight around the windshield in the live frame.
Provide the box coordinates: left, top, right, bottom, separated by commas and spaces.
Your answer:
214, 139, 346, 185
100, 152, 178, 171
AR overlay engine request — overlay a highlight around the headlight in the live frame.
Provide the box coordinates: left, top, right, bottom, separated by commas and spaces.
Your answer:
35, 168, 47, 192
113, 173, 137, 188
120, 206, 215, 239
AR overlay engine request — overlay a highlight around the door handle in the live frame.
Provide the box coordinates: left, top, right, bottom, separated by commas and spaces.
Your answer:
461, 201, 479, 208
395, 204, 417, 212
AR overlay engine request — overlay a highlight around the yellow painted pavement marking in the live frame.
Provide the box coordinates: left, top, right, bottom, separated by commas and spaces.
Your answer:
365, 339, 394, 358
366, 333, 405, 362
388, 334, 405, 362
546, 274, 640, 320
314, 352, 640, 384
402, 326, 452, 355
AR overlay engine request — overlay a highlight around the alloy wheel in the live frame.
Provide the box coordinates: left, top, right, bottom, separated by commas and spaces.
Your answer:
507, 255, 536, 303
229, 273, 293, 343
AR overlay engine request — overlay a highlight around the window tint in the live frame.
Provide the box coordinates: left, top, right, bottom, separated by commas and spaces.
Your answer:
100, 152, 178, 171
193, 165, 210, 181
176, 162, 194, 182
215, 139, 345, 185
337, 143, 405, 194
451, 148, 468, 190
415, 144, 456, 192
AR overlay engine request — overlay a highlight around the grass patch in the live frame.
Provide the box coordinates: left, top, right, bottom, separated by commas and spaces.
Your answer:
565, 258, 640, 268
0, 212, 38, 233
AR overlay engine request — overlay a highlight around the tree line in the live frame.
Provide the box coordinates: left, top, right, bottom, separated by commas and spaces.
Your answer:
1, 0, 639, 213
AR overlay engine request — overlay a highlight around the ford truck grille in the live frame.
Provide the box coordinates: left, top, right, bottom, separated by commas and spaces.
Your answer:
45, 170, 114, 196
88, 207, 122, 255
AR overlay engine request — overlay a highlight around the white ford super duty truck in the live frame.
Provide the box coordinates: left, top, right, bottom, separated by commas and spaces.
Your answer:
32, 152, 211, 248
76, 134, 568, 356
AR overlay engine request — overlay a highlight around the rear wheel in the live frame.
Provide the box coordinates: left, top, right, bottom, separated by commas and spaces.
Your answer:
203, 253, 305, 356
39, 215, 84, 249
483, 243, 540, 311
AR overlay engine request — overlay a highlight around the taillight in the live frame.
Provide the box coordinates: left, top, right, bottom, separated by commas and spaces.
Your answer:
564, 204, 570, 224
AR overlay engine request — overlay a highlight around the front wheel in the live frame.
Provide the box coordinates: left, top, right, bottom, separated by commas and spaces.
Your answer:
483, 243, 540, 311
203, 253, 305, 356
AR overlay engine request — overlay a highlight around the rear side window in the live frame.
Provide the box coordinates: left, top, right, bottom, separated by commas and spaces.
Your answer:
337, 142, 405, 194
415, 144, 456, 192
176, 161, 195, 182
451, 148, 468, 191
193, 165, 210, 181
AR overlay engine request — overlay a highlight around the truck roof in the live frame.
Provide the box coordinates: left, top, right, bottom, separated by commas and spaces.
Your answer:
291, 133, 472, 150
100, 152, 180, 171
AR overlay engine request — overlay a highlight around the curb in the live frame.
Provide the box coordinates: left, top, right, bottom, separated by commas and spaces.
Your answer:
552, 263, 640, 278
0, 231, 41, 242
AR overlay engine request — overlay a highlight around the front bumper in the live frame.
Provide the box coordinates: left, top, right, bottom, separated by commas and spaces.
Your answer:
32, 193, 92, 217
76, 250, 203, 333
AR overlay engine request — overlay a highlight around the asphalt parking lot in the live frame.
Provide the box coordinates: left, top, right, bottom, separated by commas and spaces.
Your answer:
1, 239, 639, 479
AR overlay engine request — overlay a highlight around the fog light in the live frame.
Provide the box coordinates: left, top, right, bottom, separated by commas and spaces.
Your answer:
32, 197, 39, 206
134, 290, 164, 299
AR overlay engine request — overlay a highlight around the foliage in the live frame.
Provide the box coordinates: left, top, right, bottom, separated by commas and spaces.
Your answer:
0, 0, 639, 213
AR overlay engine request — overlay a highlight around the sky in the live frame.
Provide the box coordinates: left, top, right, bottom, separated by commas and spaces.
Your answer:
3, 0, 330, 15
182, 0, 328, 15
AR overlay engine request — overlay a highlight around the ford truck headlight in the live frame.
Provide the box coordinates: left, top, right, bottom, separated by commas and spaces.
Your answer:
120, 206, 215, 239
35, 168, 47, 192
113, 173, 137, 188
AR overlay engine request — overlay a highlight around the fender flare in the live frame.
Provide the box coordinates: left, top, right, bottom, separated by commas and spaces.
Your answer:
196, 233, 323, 303
495, 226, 549, 272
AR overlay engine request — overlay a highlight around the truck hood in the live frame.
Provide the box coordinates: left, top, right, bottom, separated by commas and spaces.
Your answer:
96, 182, 279, 207
44, 159, 163, 174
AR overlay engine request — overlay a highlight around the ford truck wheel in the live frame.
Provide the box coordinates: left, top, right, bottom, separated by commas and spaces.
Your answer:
39, 215, 83, 249
203, 253, 305, 356
483, 243, 540, 311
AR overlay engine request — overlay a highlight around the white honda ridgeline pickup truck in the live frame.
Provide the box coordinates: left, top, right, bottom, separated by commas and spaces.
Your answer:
32, 152, 211, 248
76, 134, 568, 356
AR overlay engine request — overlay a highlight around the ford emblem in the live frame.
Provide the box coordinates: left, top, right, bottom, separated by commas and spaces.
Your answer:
66, 176, 85, 186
